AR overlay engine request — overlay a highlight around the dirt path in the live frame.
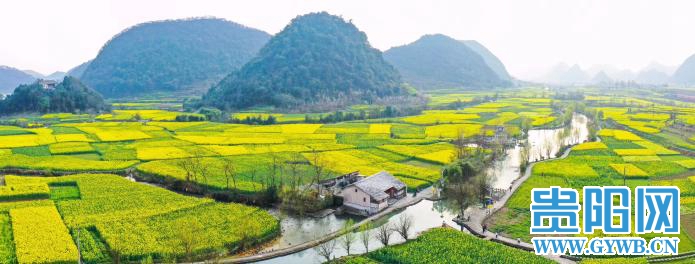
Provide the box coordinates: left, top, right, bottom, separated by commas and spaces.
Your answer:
460, 147, 577, 264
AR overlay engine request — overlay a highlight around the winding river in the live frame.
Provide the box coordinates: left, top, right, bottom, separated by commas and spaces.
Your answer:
253, 114, 589, 264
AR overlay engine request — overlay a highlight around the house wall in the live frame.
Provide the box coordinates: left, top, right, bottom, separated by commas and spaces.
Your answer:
342, 186, 373, 209
341, 186, 390, 215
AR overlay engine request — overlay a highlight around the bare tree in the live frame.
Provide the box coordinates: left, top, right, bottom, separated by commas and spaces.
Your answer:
395, 214, 413, 240
286, 152, 304, 191
266, 153, 280, 189
175, 158, 195, 182
519, 141, 530, 172
315, 239, 337, 262
375, 223, 394, 246
196, 157, 209, 189
310, 148, 330, 193
340, 219, 356, 255
222, 158, 237, 193
249, 166, 258, 192
359, 222, 372, 253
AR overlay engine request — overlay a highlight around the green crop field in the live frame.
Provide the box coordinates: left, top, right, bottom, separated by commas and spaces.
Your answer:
337, 228, 553, 264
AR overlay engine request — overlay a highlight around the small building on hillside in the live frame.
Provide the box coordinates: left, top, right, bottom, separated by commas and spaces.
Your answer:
340, 171, 407, 216
38, 79, 57, 90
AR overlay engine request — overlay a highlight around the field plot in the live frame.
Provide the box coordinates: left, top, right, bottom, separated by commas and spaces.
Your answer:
0, 154, 137, 171
402, 110, 480, 125
0, 183, 50, 201
10, 206, 79, 264
48, 142, 95, 154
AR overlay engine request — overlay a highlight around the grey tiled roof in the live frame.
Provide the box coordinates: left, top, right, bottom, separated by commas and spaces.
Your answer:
352, 171, 406, 200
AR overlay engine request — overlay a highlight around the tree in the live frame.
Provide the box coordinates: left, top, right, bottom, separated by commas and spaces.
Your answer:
519, 141, 531, 172
315, 239, 337, 262
286, 152, 304, 191
222, 158, 237, 193
175, 158, 195, 183
174, 218, 203, 261
375, 223, 394, 246
520, 117, 533, 133
310, 148, 330, 193
192, 151, 208, 189
453, 129, 469, 160
443, 160, 480, 219
359, 223, 372, 253
340, 219, 357, 255
395, 214, 413, 240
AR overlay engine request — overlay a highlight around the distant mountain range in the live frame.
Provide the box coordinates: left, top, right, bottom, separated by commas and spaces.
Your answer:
383, 34, 511, 90
204, 12, 406, 110
673, 54, 695, 85
538, 62, 676, 85
80, 17, 271, 98
0, 66, 37, 94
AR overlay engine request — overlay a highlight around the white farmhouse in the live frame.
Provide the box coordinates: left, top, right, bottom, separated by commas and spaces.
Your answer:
340, 171, 407, 216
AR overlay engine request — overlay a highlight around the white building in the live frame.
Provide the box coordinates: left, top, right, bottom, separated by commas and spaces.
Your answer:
340, 171, 407, 216
38, 79, 57, 90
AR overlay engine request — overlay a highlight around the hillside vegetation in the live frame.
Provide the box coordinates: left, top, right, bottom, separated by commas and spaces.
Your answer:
0, 76, 106, 114
81, 18, 270, 97
384, 34, 510, 90
203, 12, 407, 111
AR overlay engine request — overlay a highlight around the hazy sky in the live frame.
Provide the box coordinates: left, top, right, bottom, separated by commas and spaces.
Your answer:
2, 0, 694, 80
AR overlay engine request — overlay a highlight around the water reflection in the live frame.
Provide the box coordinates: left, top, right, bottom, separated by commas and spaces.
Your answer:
491, 114, 588, 189
259, 200, 461, 264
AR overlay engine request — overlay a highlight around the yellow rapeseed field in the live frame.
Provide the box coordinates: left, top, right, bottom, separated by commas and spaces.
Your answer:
369, 124, 392, 134
55, 133, 93, 142
10, 206, 79, 264
610, 163, 649, 177
137, 146, 192, 160
573, 142, 608, 150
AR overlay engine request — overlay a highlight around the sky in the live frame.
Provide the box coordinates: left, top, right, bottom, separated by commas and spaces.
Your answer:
1, 0, 694, 80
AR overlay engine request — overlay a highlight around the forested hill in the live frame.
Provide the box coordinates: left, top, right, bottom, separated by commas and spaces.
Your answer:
461, 40, 512, 82
0, 76, 106, 114
67, 60, 92, 78
383, 34, 511, 90
203, 12, 407, 111
80, 18, 271, 98
673, 53, 695, 85
0, 66, 36, 94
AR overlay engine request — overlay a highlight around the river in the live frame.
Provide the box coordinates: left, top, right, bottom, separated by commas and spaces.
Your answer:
253, 114, 589, 263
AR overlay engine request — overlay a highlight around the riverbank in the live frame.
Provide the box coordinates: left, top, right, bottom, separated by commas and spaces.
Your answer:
464, 145, 578, 264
